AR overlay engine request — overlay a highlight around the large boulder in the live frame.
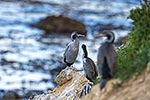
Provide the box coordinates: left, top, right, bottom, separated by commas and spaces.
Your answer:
34, 15, 87, 35
31, 67, 93, 100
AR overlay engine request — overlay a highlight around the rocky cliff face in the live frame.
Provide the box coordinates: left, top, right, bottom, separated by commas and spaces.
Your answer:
79, 63, 150, 100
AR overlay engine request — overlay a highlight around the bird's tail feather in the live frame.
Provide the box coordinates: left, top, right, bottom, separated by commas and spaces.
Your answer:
100, 79, 107, 90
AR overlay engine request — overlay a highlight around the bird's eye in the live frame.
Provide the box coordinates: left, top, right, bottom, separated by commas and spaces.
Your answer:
72, 34, 77, 39
107, 35, 111, 39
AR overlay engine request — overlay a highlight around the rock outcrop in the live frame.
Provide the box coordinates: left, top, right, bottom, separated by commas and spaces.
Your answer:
34, 15, 87, 35
31, 67, 92, 100
31, 63, 150, 100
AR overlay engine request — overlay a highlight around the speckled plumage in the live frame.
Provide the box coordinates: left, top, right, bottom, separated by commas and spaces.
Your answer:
63, 32, 84, 67
82, 44, 98, 82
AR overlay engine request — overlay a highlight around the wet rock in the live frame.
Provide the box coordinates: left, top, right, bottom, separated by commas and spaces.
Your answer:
31, 67, 93, 100
0, 58, 19, 66
33, 15, 87, 35
0, 90, 44, 100
93, 23, 129, 32
3, 91, 20, 100
0, 50, 9, 54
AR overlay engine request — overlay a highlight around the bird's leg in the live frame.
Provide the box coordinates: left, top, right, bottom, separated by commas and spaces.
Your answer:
99, 79, 108, 90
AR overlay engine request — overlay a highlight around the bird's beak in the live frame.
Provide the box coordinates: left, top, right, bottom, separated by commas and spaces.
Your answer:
77, 34, 85, 37
94, 33, 106, 38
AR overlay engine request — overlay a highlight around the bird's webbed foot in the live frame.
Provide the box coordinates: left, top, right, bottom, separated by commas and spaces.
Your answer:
80, 83, 92, 97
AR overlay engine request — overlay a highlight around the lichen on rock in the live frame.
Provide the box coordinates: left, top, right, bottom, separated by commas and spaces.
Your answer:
31, 67, 93, 100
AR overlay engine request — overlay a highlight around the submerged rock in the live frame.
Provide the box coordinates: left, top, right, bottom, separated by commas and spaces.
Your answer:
31, 67, 93, 100
34, 15, 87, 35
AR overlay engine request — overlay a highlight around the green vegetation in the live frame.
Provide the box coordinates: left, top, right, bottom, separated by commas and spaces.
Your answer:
115, 0, 150, 80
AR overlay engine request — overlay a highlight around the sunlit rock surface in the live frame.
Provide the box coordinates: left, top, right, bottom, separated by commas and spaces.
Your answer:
34, 15, 87, 35
31, 67, 92, 100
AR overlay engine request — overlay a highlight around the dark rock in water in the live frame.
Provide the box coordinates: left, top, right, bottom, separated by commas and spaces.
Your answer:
0, 89, 44, 100
93, 23, 129, 32
3, 91, 20, 100
33, 15, 87, 35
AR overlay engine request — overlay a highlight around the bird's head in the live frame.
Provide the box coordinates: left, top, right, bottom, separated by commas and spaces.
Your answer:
82, 44, 86, 50
94, 30, 115, 43
71, 31, 85, 41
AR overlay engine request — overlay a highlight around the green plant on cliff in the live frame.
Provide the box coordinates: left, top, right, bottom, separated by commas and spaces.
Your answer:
115, 0, 150, 80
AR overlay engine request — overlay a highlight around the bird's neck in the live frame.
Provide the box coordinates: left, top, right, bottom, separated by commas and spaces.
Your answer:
83, 49, 88, 58
73, 38, 79, 45
106, 40, 112, 43
106, 34, 114, 43
84, 53, 88, 58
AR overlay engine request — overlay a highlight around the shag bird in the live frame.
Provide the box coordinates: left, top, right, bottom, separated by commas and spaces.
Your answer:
82, 44, 98, 82
63, 31, 84, 67
95, 30, 117, 90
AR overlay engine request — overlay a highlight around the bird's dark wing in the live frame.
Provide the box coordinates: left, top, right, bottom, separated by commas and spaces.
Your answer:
63, 43, 70, 55
85, 58, 97, 78
107, 45, 117, 75
88, 58, 98, 76
101, 56, 111, 79
97, 46, 105, 75
63, 43, 70, 62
